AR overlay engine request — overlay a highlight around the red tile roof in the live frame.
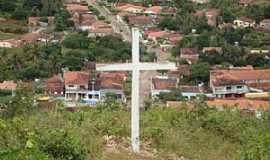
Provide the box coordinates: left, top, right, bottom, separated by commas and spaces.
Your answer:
64, 71, 90, 85
0, 81, 17, 90
128, 16, 152, 25
152, 77, 177, 90
145, 6, 162, 14
210, 68, 270, 89
21, 33, 40, 43
66, 3, 89, 14
100, 72, 127, 90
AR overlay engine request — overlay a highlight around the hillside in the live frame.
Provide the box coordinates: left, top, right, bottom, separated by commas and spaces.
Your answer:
0, 92, 270, 160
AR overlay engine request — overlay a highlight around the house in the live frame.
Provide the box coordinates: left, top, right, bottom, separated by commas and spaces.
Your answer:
144, 6, 162, 15
151, 76, 178, 97
66, 3, 89, 15
117, 4, 146, 13
0, 39, 21, 48
202, 47, 222, 54
88, 21, 114, 37
64, 71, 91, 101
145, 29, 168, 43
77, 13, 97, 31
0, 81, 17, 91
238, 0, 254, 7
128, 16, 153, 27
233, 17, 256, 28
47, 70, 127, 105
249, 49, 269, 54
210, 66, 270, 98
28, 17, 41, 26
21, 33, 41, 44
180, 48, 199, 64
168, 65, 191, 79
47, 74, 64, 96
191, 0, 209, 4
205, 9, 220, 27
28, 16, 55, 27
179, 85, 214, 100
259, 19, 270, 30
99, 72, 127, 102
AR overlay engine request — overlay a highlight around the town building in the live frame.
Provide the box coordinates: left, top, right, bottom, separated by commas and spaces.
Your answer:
144, 6, 163, 15
180, 48, 199, 64
151, 76, 178, 97
0, 81, 17, 91
259, 19, 270, 30
205, 9, 220, 27
65, 3, 89, 15
117, 4, 146, 13
191, 0, 209, 4
233, 17, 256, 28
0, 39, 21, 48
179, 85, 213, 100
238, 0, 254, 7
47, 71, 127, 105
210, 66, 270, 98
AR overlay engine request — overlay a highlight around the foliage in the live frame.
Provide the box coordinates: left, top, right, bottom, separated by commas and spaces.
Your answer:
190, 62, 210, 82
157, 89, 184, 102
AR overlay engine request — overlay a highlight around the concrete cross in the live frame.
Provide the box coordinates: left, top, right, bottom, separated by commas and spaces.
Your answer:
96, 28, 177, 152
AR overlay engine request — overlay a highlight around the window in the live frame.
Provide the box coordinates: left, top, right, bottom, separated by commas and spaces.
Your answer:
237, 86, 243, 89
226, 86, 232, 90
94, 94, 99, 99
80, 85, 86, 89
88, 94, 93, 99
68, 85, 74, 87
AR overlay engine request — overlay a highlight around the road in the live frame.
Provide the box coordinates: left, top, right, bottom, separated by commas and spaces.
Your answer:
88, 0, 132, 41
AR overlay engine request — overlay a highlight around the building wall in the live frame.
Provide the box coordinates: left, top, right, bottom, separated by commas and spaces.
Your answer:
211, 84, 249, 97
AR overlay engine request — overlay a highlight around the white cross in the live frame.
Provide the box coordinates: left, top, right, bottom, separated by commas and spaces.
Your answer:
96, 28, 177, 152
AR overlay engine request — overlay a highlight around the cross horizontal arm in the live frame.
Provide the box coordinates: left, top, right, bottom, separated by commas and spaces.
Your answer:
96, 63, 133, 71
137, 62, 177, 71
96, 62, 177, 72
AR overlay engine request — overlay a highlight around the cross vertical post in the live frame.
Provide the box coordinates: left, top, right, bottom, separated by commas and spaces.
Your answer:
96, 27, 177, 153
131, 28, 140, 153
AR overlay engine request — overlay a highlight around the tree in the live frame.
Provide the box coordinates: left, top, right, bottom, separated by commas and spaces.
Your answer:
158, 18, 178, 30
190, 62, 210, 82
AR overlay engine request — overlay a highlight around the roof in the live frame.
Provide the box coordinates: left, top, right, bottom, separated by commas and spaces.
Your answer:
0, 81, 17, 90
180, 48, 198, 55
146, 30, 168, 39
100, 72, 127, 90
47, 74, 63, 83
193, 10, 205, 17
117, 4, 146, 12
91, 21, 110, 28
144, 6, 162, 14
21, 33, 40, 43
206, 9, 220, 17
80, 14, 97, 25
152, 77, 177, 90
66, 3, 89, 14
210, 68, 270, 87
179, 85, 206, 93
237, 17, 255, 23
239, 0, 254, 4
0, 39, 21, 47
260, 19, 270, 24
206, 99, 270, 111
64, 71, 90, 85
128, 16, 152, 25
202, 47, 222, 54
